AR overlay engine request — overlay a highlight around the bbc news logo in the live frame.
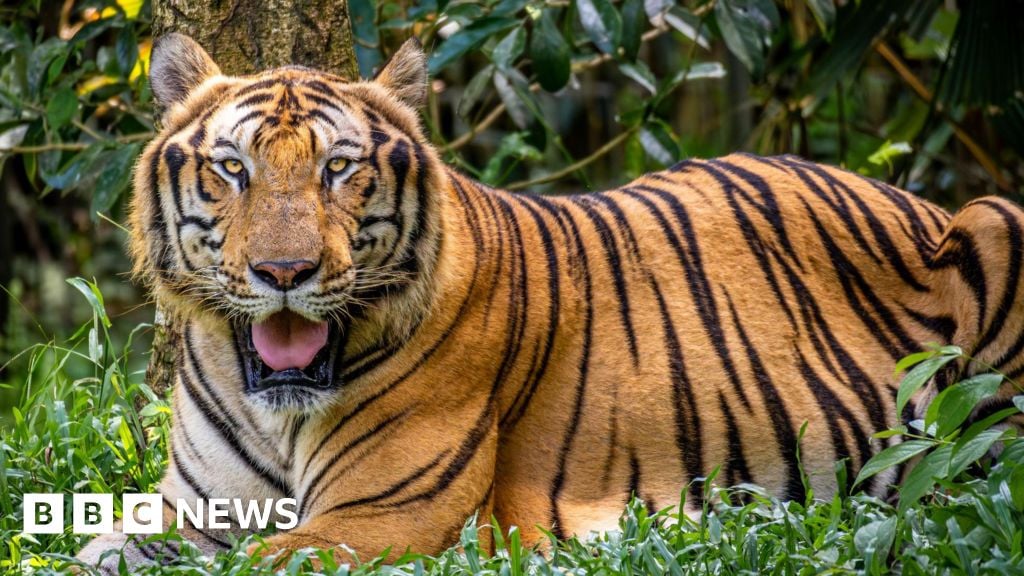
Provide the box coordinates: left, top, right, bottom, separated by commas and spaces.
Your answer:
23, 494, 299, 534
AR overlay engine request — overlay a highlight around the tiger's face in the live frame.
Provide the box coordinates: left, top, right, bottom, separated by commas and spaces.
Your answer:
133, 35, 439, 411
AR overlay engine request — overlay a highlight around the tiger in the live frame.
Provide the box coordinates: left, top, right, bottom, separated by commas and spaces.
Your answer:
75, 32, 1024, 572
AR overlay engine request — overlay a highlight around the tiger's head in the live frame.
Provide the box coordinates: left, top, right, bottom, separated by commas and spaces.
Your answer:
131, 34, 445, 411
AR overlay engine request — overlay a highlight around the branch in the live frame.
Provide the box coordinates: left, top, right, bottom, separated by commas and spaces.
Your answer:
505, 127, 636, 190
874, 41, 1011, 192
0, 132, 155, 154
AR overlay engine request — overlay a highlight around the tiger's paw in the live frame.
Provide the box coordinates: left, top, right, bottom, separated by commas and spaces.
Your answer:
75, 533, 180, 575
246, 535, 354, 570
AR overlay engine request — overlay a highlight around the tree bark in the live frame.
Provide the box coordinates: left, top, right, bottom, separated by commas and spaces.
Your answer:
152, 0, 359, 77
145, 0, 360, 400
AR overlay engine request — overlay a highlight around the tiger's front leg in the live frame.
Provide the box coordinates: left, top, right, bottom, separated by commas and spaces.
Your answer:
253, 407, 499, 565
73, 481, 232, 574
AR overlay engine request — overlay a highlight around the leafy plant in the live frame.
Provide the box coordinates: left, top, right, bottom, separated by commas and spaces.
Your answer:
0, 278, 168, 572
856, 344, 1023, 513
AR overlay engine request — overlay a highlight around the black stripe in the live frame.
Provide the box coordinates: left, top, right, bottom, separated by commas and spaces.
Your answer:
571, 196, 641, 365
237, 92, 275, 108
547, 199, 595, 540
799, 196, 918, 358
970, 199, 1022, 362
627, 185, 752, 408
902, 306, 957, 342
180, 334, 290, 495
787, 158, 930, 292
300, 409, 411, 518
326, 450, 450, 512
718, 391, 752, 487
723, 290, 803, 501
146, 137, 174, 276
501, 194, 561, 428
303, 91, 343, 113
231, 110, 264, 132
931, 229, 988, 334
589, 189, 705, 500
706, 158, 803, 271
795, 351, 872, 486
172, 448, 210, 500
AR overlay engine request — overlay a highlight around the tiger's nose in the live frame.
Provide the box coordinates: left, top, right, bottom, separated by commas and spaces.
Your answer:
250, 260, 320, 291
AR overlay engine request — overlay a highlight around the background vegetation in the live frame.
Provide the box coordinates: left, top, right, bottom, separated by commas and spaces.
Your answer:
2, 0, 1024, 573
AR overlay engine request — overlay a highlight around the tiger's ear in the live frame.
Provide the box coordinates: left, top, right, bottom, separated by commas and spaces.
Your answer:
149, 33, 221, 108
373, 38, 428, 110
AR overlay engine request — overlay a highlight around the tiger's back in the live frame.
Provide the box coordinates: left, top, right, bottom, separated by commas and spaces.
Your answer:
460, 152, 968, 537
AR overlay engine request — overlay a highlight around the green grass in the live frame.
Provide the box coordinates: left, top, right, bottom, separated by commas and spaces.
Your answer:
2, 280, 1024, 575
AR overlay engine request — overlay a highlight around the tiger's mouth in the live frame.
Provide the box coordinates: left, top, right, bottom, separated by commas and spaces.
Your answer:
234, 310, 343, 407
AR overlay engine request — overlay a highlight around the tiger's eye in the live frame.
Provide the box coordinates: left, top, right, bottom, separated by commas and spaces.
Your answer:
222, 158, 245, 174
327, 157, 349, 173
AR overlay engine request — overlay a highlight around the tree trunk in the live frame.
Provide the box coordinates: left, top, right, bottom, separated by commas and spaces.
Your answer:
145, 0, 360, 400
152, 0, 359, 77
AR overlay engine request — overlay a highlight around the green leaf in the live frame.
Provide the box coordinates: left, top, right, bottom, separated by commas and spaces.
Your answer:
493, 69, 533, 129
67, 277, 111, 329
1014, 395, 1024, 413
45, 88, 78, 130
949, 428, 1005, 478
662, 6, 711, 49
39, 144, 104, 190
639, 120, 681, 166
619, 61, 657, 94
894, 349, 941, 376
428, 17, 518, 75
70, 15, 122, 45
805, 0, 836, 38
854, 517, 897, 564
873, 426, 908, 439
898, 443, 952, 511
714, 0, 779, 78
0, 26, 21, 54
28, 37, 67, 95
868, 140, 913, 173
620, 0, 645, 61
802, 0, 918, 103
677, 62, 727, 81
115, 26, 138, 77
481, 132, 542, 184
492, 27, 525, 72
854, 439, 934, 487
624, 132, 645, 179
351, 0, 382, 77
577, 0, 622, 55
530, 12, 571, 92
458, 64, 495, 119
93, 143, 141, 217
896, 352, 959, 417
490, 0, 527, 18
656, 62, 727, 103
925, 373, 1003, 438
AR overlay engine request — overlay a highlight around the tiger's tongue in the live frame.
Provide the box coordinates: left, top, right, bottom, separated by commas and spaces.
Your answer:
251, 311, 329, 372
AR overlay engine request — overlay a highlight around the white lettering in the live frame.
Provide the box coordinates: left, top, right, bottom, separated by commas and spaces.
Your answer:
275, 498, 299, 530
207, 498, 231, 529
176, 498, 204, 529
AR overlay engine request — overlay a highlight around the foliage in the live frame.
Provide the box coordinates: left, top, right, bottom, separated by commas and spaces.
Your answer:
0, 0, 153, 216
0, 278, 168, 571
1, 284, 1024, 574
